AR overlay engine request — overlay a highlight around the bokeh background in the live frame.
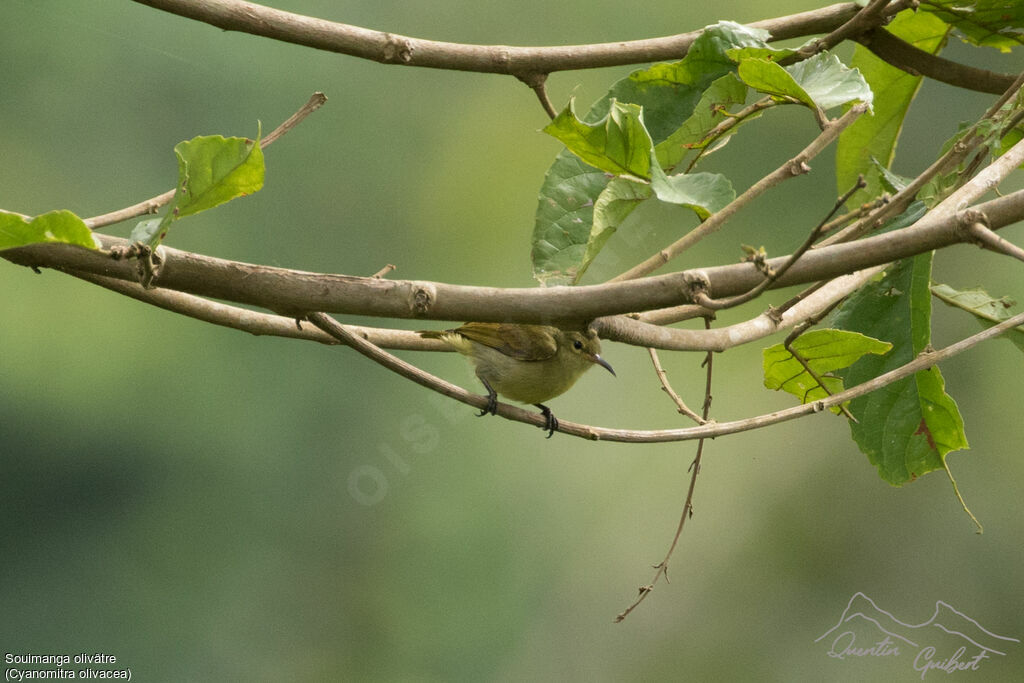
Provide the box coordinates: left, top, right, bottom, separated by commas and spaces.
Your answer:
2, 1, 1022, 680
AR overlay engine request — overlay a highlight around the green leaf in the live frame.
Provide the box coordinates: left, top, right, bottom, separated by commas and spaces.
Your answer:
918, 104, 1024, 206
138, 129, 266, 248
784, 53, 874, 111
172, 132, 265, 219
763, 329, 892, 414
543, 99, 652, 179
650, 165, 734, 219
0, 210, 99, 250
130, 217, 165, 244
579, 177, 653, 283
564, 164, 735, 284
932, 283, 1024, 352
531, 154, 612, 285
836, 10, 950, 206
533, 21, 763, 285
654, 73, 749, 168
726, 45, 796, 63
831, 255, 969, 486
922, 0, 1024, 52
633, 21, 773, 90
737, 53, 873, 112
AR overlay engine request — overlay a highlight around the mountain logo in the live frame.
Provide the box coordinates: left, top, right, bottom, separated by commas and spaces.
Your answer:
816, 592, 1018, 678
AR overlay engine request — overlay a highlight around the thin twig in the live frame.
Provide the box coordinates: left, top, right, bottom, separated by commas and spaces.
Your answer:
371, 263, 397, 278
83, 92, 328, 229
609, 103, 868, 282
303, 309, 1024, 443
261, 91, 328, 146
779, 0, 903, 66
965, 221, 1024, 264
782, 327, 858, 422
822, 71, 1024, 246
820, 198, 888, 236
683, 97, 779, 173
693, 176, 866, 310
517, 73, 557, 119
615, 318, 716, 621
647, 348, 705, 424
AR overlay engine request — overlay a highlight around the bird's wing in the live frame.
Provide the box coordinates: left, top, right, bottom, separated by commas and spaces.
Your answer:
454, 323, 558, 361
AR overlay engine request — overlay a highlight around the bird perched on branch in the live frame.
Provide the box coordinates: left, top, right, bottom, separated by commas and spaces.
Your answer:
419, 323, 615, 437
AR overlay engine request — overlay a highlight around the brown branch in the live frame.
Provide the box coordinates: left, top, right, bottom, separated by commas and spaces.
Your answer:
693, 176, 866, 311
616, 319, 716, 621
822, 91, 1024, 246
131, 0, 863, 75
647, 348, 705, 424
83, 92, 328, 230
595, 266, 887, 351
783, 325, 858, 422
781, 0, 902, 65
307, 309, 1024, 443
517, 72, 557, 119
6, 189, 1024, 334
964, 220, 1024, 264
65, 268, 447, 351
683, 96, 779, 173
856, 28, 1018, 95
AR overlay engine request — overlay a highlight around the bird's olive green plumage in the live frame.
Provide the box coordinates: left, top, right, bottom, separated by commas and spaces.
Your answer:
419, 323, 615, 436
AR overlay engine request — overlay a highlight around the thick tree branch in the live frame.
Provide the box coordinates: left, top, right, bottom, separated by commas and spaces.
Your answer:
64, 269, 446, 351
5, 190, 1024, 328
594, 266, 887, 351
131, 0, 863, 75
856, 28, 1018, 95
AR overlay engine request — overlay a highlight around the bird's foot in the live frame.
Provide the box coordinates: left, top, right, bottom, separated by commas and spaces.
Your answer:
535, 404, 558, 438
477, 387, 499, 417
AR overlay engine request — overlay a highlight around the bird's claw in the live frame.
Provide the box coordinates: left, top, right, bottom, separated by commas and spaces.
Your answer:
536, 404, 558, 438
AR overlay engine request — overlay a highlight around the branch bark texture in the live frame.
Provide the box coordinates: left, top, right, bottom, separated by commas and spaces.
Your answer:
131, 0, 862, 75
6, 191, 1023, 328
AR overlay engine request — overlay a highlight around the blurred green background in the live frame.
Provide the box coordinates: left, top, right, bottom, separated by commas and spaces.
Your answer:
2, 1, 1022, 680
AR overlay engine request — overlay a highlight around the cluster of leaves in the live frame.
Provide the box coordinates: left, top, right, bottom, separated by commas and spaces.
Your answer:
531, 21, 873, 286
534, 6, 1023, 490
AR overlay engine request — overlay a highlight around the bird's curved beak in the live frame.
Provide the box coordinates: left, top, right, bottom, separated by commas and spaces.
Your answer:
591, 354, 616, 377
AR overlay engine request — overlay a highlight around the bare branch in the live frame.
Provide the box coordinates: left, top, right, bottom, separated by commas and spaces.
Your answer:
66, 269, 446, 351
517, 72, 558, 119
6, 190, 1024, 332
781, 0, 903, 65
131, 0, 864, 75
823, 73, 1024, 245
856, 28, 1018, 95
647, 348, 705, 424
617, 321, 715, 622
594, 266, 886, 351
964, 220, 1024, 264
692, 176, 866, 311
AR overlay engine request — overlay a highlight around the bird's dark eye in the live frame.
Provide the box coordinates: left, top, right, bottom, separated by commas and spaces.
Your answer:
573, 340, 583, 350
